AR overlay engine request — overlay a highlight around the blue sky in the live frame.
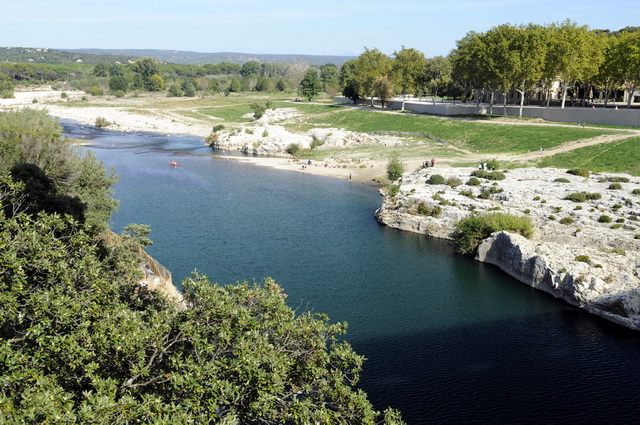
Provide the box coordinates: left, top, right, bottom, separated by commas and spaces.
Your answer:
3, 0, 639, 57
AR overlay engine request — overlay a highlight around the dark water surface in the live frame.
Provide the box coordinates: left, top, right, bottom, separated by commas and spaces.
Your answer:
66, 121, 640, 424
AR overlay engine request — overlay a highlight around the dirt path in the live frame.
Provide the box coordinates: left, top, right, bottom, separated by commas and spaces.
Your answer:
503, 131, 640, 162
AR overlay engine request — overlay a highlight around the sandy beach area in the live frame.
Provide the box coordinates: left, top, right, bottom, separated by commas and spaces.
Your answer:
1, 89, 390, 184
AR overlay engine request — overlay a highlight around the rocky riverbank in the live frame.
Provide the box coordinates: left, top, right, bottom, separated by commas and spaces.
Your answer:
375, 166, 640, 330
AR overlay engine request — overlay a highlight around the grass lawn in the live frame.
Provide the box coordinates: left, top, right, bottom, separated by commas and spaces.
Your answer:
538, 138, 640, 176
277, 106, 617, 154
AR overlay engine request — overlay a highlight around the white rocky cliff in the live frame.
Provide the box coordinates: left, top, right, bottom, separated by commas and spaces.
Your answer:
375, 167, 640, 330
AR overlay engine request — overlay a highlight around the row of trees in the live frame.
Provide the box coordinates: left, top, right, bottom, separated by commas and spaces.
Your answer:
0, 57, 337, 99
339, 22, 640, 115
450, 21, 640, 116
339, 47, 456, 109
0, 109, 404, 423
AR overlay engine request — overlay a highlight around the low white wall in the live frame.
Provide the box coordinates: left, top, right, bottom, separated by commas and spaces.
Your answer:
333, 97, 640, 127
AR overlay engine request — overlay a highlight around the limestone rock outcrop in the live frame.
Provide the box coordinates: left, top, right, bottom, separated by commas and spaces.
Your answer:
375, 166, 640, 330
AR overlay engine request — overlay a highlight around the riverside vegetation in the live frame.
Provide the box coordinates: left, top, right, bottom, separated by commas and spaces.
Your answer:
0, 109, 404, 424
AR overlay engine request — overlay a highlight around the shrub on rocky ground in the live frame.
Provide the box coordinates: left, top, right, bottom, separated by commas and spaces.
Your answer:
451, 212, 533, 256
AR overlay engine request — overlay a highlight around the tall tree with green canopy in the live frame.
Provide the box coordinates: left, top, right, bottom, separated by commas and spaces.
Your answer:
614, 30, 640, 108
509, 24, 546, 118
353, 47, 392, 106
450, 31, 490, 113
546, 20, 605, 108
130, 57, 164, 92
483, 24, 523, 117
593, 34, 624, 106
391, 46, 426, 110
299, 68, 323, 101
373, 75, 394, 108
0, 109, 118, 233
424, 56, 452, 105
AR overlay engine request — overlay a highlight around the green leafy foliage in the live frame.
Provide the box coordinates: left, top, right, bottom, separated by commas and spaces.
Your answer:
385, 184, 400, 196
0, 109, 118, 233
299, 69, 323, 101
0, 115, 405, 423
564, 192, 602, 202
286, 143, 301, 157
0, 206, 403, 423
470, 170, 506, 180
566, 168, 590, 177
427, 174, 445, 185
451, 213, 534, 256
386, 157, 405, 181
417, 202, 442, 217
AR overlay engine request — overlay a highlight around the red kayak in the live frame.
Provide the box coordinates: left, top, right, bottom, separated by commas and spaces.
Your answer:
169, 161, 180, 166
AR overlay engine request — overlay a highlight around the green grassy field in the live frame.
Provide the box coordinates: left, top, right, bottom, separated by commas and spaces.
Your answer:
62, 91, 639, 175
538, 138, 640, 176
272, 106, 617, 154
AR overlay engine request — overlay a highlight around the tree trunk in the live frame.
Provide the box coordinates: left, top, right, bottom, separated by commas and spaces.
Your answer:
489, 90, 494, 116
503, 90, 508, 117
545, 86, 551, 108
401, 93, 406, 111
518, 80, 526, 118
561, 84, 568, 109
475, 88, 482, 114
626, 83, 637, 108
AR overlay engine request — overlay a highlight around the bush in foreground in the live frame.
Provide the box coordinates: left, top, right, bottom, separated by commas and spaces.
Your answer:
451, 212, 534, 256
0, 205, 404, 425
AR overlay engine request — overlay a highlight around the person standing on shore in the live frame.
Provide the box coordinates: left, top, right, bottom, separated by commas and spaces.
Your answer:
431, 158, 435, 167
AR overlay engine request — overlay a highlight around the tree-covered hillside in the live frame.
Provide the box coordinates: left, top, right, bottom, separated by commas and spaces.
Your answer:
0, 47, 138, 65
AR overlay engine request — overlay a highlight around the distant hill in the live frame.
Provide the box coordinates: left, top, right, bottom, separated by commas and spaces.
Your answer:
67, 49, 356, 66
0, 47, 138, 65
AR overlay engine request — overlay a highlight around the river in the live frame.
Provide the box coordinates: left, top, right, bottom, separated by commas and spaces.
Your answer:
65, 121, 640, 424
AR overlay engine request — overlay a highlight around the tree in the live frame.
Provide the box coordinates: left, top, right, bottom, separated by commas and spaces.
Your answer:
0, 74, 13, 99
424, 56, 452, 105
320, 63, 339, 91
353, 47, 392, 106
511, 24, 547, 117
614, 30, 640, 107
148, 74, 165, 92
108, 75, 129, 93
255, 77, 272, 92
228, 77, 241, 93
288, 58, 311, 100
0, 109, 119, 233
450, 31, 490, 112
392, 46, 426, 110
299, 69, 322, 101
593, 35, 624, 106
92, 62, 110, 77
373, 75, 394, 108
386, 156, 405, 180
130, 57, 164, 92
546, 20, 604, 108
240, 60, 261, 77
